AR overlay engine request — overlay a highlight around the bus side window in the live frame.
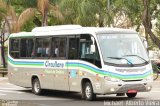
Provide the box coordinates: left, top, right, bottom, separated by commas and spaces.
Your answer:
79, 34, 101, 68
10, 39, 20, 58
20, 39, 34, 58
94, 43, 102, 68
51, 37, 67, 59
36, 39, 43, 57
68, 36, 79, 59
35, 38, 50, 58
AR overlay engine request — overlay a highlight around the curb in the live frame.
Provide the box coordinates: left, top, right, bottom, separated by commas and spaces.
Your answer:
0, 77, 8, 80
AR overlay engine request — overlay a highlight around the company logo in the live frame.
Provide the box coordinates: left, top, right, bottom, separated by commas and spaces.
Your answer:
45, 61, 64, 68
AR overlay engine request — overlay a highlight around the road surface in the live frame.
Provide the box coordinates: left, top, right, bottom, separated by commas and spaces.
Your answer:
0, 77, 160, 106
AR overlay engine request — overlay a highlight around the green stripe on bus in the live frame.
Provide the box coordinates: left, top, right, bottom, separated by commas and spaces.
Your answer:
112, 73, 152, 80
67, 64, 152, 80
8, 61, 43, 67
67, 64, 108, 75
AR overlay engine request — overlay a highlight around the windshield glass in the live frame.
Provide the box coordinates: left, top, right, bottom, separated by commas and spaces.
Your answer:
97, 33, 149, 65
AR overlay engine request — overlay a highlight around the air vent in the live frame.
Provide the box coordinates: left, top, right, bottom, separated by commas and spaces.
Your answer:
122, 79, 142, 82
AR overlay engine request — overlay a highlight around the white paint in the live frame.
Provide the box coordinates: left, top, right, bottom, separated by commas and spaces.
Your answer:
0, 90, 23, 94
0, 77, 8, 80
0, 87, 22, 90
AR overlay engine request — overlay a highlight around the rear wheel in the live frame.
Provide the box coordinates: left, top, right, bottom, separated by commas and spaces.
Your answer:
84, 82, 96, 101
126, 93, 137, 98
32, 78, 43, 95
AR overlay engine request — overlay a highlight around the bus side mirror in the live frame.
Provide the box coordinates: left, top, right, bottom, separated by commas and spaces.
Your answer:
90, 44, 95, 53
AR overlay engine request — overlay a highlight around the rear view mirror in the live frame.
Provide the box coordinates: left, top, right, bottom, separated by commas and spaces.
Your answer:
90, 44, 95, 53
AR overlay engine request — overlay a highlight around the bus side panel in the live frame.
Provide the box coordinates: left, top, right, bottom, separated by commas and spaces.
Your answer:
8, 65, 32, 88
67, 61, 103, 94
68, 63, 81, 92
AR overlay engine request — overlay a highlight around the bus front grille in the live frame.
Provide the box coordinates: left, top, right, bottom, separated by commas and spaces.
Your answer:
122, 79, 143, 82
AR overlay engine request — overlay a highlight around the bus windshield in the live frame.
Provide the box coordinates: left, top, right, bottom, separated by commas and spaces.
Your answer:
97, 33, 149, 65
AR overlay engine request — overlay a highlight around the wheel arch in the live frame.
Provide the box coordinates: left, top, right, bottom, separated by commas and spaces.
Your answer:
81, 78, 95, 93
31, 75, 40, 86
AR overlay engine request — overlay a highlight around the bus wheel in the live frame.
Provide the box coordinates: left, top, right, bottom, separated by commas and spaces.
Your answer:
32, 78, 42, 95
84, 82, 96, 101
126, 93, 137, 98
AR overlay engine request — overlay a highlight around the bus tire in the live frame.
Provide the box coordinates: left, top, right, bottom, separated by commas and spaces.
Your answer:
126, 93, 137, 98
32, 78, 43, 95
84, 82, 96, 101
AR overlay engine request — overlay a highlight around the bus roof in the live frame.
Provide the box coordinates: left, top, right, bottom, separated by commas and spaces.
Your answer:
9, 32, 34, 38
9, 25, 137, 38
32, 25, 82, 32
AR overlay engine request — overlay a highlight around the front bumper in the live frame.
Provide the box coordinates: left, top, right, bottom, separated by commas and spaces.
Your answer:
100, 81, 152, 94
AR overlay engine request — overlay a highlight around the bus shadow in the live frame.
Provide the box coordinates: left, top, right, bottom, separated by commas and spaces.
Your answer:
19, 89, 146, 101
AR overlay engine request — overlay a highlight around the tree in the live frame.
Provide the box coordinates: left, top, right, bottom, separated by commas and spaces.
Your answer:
0, 17, 10, 68
22, 0, 63, 26
37, 0, 49, 26
0, 0, 35, 68
59, 0, 106, 26
109, 0, 160, 48
142, 0, 160, 49
0, 0, 10, 68
11, 8, 35, 32
1, 0, 36, 32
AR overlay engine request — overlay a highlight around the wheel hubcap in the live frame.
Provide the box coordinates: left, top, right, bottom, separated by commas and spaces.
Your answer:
85, 86, 91, 98
34, 81, 40, 93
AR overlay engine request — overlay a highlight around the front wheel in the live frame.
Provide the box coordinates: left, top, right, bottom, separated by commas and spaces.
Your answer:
126, 93, 137, 98
32, 78, 43, 95
84, 82, 96, 101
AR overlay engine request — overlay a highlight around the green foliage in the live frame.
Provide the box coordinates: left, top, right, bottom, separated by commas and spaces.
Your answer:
0, 8, 6, 14
0, 0, 160, 49
59, 0, 106, 26
22, 17, 36, 32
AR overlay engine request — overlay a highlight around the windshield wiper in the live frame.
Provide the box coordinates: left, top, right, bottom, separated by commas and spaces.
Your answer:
107, 57, 134, 66
122, 55, 149, 64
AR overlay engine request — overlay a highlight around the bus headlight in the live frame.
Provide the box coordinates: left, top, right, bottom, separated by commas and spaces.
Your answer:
104, 76, 120, 82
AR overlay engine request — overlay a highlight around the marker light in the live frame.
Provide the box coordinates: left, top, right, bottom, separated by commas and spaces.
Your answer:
147, 86, 151, 90
110, 88, 115, 92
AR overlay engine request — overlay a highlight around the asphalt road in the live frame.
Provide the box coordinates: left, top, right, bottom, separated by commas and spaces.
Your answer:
0, 77, 160, 106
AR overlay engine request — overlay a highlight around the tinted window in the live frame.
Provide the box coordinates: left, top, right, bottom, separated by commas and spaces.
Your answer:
20, 39, 34, 57
10, 39, 20, 58
35, 38, 50, 57
68, 36, 79, 59
51, 37, 66, 59
79, 34, 101, 68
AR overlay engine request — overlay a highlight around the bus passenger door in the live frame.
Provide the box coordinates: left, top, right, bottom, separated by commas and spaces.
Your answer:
51, 37, 69, 91
67, 35, 81, 92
